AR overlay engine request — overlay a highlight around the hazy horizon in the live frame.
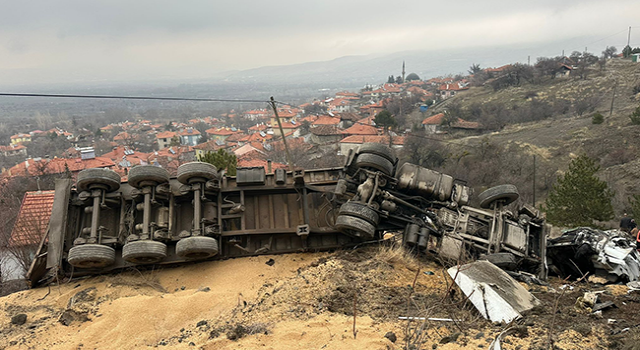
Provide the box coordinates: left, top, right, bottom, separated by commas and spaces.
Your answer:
1, 1, 638, 87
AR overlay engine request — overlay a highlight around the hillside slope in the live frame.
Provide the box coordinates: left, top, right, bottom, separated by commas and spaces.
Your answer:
411, 59, 640, 218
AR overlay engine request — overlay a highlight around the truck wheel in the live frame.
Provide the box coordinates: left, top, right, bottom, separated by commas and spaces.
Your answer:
77, 168, 121, 192
338, 202, 379, 225
480, 252, 518, 271
478, 184, 519, 209
335, 215, 376, 240
177, 162, 218, 185
354, 153, 394, 177
122, 240, 167, 264
176, 236, 219, 259
128, 165, 170, 188
358, 143, 396, 163
68, 244, 115, 268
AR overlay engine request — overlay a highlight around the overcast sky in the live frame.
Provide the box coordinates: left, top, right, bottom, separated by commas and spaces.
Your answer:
0, 0, 638, 86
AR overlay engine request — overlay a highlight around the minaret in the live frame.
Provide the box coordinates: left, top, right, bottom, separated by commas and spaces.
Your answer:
402, 61, 405, 83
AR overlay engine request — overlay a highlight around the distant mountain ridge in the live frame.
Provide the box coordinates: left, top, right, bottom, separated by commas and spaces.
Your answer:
220, 40, 585, 86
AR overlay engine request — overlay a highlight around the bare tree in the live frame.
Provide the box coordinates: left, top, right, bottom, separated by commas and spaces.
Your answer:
34, 112, 53, 131
4, 214, 47, 277
602, 46, 618, 59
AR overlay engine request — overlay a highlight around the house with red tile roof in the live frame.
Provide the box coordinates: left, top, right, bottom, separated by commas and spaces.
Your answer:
237, 157, 287, 172
3, 156, 116, 178
312, 115, 341, 127
269, 108, 299, 125
299, 115, 319, 124
326, 98, 354, 113
233, 143, 266, 159
0, 144, 27, 158
333, 112, 361, 128
370, 84, 402, 100
359, 100, 386, 117
244, 109, 270, 120
421, 113, 481, 134
309, 125, 343, 145
357, 115, 377, 126
406, 86, 430, 97
272, 122, 301, 138
193, 139, 230, 159
341, 123, 380, 136
146, 146, 195, 175
339, 135, 404, 156
100, 146, 151, 169
113, 131, 137, 146
248, 123, 268, 134
225, 132, 248, 145
206, 127, 240, 142
155, 131, 178, 150
9, 190, 56, 248
100, 124, 117, 132
245, 131, 273, 143
335, 91, 359, 98
4, 190, 56, 279
10, 133, 31, 145
437, 82, 469, 99
178, 128, 201, 146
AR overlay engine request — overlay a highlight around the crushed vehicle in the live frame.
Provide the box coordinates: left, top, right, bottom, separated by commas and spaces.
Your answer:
27, 143, 547, 285
547, 227, 640, 282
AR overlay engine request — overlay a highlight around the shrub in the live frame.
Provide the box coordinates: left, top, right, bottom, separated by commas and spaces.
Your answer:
630, 106, 640, 125
592, 112, 604, 124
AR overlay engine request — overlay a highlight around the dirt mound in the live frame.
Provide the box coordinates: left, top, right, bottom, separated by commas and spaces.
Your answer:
3, 244, 640, 349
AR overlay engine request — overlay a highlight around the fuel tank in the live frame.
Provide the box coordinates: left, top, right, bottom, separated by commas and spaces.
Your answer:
395, 163, 469, 205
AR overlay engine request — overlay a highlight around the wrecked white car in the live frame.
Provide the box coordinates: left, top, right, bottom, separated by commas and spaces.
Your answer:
547, 227, 640, 282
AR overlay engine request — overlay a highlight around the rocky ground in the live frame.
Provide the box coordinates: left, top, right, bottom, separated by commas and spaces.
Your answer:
2, 244, 640, 349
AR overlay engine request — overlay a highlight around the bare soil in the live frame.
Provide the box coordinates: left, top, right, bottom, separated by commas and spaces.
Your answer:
2, 245, 640, 349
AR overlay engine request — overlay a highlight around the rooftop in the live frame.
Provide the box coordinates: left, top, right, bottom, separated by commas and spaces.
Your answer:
9, 190, 56, 247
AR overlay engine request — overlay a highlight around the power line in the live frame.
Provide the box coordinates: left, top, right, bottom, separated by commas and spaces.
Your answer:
0, 92, 270, 104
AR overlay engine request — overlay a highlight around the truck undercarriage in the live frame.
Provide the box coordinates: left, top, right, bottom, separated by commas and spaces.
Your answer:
27, 143, 547, 285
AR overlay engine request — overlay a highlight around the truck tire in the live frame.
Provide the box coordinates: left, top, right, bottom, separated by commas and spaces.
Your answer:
177, 162, 218, 185
354, 153, 394, 177
122, 240, 167, 264
68, 244, 116, 268
478, 184, 519, 209
176, 236, 219, 259
338, 202, 379, 225
77, 168, 121, 192
128, 165, 170, 188
358, 143, 396, 163
335, 215, 376, 240
480, 252, 518, 271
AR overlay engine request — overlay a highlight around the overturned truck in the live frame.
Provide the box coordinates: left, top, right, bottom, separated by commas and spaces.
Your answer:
27, 143, 547, 285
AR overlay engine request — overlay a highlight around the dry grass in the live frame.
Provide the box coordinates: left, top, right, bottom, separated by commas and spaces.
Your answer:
109, 269, 167, 293
374, 240, 419, 270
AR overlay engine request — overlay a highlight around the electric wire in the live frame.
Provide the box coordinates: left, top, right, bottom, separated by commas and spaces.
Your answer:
0, 92, 270, 104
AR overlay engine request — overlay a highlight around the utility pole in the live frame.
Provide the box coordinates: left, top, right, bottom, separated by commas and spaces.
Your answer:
532, 155, 536, 206
629, 26, 632, 47
609, 81, 618, 118
527, 55, 530, 65
269, 97, 294, 172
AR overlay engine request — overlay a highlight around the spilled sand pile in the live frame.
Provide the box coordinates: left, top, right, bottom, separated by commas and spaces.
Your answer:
0, 244, 630, 349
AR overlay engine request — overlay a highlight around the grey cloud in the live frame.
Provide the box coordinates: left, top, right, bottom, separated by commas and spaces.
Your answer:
0, 0, 637, 86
